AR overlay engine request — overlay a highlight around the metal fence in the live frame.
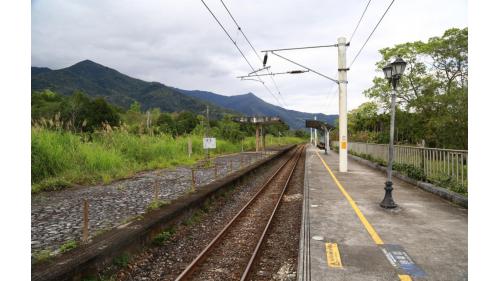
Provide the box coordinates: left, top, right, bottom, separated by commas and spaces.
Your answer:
333, 141, 468, 186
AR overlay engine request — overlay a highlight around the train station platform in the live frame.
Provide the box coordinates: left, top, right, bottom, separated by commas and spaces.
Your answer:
298, 145, 467, 281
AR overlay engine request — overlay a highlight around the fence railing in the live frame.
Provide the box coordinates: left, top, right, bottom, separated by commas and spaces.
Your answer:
332, 141, 468, 186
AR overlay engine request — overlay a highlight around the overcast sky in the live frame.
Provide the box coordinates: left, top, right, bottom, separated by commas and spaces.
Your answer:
32, 0, 467, 114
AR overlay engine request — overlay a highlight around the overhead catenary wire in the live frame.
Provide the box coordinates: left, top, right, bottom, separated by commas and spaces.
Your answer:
349, 0, 396, 68
218, 0, 288, 107
199, 0, 285, 107
237, 69, 309, 79
270, 52, 340, 84
261, 44, 339, 53
349, 0, 372, 43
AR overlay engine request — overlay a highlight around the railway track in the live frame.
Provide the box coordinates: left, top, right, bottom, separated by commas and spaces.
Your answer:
174, 144, 305, 281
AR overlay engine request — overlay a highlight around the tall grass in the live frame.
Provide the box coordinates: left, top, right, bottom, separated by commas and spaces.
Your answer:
31, 127, 304, 192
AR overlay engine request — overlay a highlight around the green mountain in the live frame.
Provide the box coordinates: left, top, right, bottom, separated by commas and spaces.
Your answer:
31, 60, 232, 118
31, 60, 337, 129
177, 89, 337, 130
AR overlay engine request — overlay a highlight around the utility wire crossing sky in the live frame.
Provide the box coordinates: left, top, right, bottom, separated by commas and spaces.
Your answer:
32, 0, 467, 114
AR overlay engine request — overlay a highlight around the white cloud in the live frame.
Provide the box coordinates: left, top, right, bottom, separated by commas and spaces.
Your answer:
32, 0, 467, 114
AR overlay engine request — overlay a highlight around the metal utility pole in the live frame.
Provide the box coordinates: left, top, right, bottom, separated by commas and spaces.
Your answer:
314, 116, 318, 147
337, 37, 348, 173
255, 125, 260, 152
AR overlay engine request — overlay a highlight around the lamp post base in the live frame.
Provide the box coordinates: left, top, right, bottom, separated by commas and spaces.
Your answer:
380, 181, 397, 209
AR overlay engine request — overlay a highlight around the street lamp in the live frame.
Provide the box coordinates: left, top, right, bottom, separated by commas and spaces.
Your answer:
380, 57, 407, 209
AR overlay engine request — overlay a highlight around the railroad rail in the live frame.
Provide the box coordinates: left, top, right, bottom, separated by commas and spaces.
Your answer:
174, 145, 305, 281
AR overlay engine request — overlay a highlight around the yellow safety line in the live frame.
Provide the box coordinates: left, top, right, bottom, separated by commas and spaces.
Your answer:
325, 242, 343, 268
315, 151, 413, 281
315, 151, 384, 245
398, 275, 412, 281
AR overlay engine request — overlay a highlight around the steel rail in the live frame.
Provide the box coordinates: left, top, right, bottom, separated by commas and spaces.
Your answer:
240, 145, 305, 280
174, 145, 304, 281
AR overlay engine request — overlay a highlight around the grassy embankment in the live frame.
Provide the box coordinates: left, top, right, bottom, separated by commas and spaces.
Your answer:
31, 127, 304, 193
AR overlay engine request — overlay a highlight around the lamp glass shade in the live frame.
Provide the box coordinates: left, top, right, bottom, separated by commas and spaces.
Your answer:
392, 57, 407, 76
383, 64, 393, 79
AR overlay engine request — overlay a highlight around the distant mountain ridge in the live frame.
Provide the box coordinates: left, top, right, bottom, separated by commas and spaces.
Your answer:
31, 60, 233, 118
176, 89, 337, 130
31, 60, 337, 129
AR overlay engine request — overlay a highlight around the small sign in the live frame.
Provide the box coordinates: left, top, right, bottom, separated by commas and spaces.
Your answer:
203, 138, 216, 149
380, 244, 426, 277
341, 141, 347, 149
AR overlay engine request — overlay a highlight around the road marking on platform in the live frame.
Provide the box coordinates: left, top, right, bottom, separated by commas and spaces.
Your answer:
381, 244, 427, 277
315, 151, 384, 245
315, 151, 417, 280
325, 242, 343, 268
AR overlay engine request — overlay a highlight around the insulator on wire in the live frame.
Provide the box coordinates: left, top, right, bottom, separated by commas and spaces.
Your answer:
263, 53, 268, 67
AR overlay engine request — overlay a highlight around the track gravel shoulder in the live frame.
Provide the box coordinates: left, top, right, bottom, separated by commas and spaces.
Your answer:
31, 151, 273, 260
104, 149, 294, 281
247, 147, 305, 281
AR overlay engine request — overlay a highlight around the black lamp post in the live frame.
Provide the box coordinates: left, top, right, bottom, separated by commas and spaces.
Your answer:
380, 57, 407, 209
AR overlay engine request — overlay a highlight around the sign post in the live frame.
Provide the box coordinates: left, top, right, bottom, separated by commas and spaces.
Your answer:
203, 137, 216, 160
188, 138, 192, 158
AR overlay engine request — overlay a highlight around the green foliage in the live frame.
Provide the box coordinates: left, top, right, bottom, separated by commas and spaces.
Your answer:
31, 125, 304, 192
348, 149, 467, 195
59, 240, 78, 253
129, 101, 141, 113
113, 253, 130, 268
153, 228, 176, 246
393, 163, 426, 181
360, 27, 467, 149
33, 250, 52, 263
429, 173, 468, 195
32, 90, 121, 132
31, 89, 305, 192
215, 115, 245, 142
147, 200, 170, 211
156, 112, 174, 133
173, 111, 198, 135
183, 210, 203, 226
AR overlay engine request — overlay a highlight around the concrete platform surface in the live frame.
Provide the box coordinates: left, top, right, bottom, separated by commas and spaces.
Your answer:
299, 145, 467, 281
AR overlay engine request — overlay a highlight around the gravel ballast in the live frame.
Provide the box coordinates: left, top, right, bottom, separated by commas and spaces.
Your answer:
31, 151, 274, 260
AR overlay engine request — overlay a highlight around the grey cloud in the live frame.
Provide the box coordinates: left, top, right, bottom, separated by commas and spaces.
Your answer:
32, 0, 467, 114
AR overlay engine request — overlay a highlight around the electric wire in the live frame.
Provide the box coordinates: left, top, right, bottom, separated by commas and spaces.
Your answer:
219, 0, 288, 107
325, 85, 338, 111
261, 44, 338, 53
271, 52, 339, 83
349, 0, 372, 43
349, 0, 396, 68
199, 0, 284, 107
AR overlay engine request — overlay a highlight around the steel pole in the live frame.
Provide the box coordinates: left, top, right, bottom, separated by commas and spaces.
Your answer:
380, 87, 397, 208
314, 116, 317, 147
337, 37, 348, 172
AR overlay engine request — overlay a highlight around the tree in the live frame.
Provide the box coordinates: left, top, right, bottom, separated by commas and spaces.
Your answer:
129, 101, 141, 113
361, 27, 467, 149
86, 98, 121, 130
174, 111, 198, 135
216, 115, 245, 142
156, 112, 174, 134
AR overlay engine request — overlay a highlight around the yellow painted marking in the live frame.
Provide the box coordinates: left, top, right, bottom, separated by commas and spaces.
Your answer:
325, 243, 343, 268
315, 151, 384, 245
398, 274, 413, 281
